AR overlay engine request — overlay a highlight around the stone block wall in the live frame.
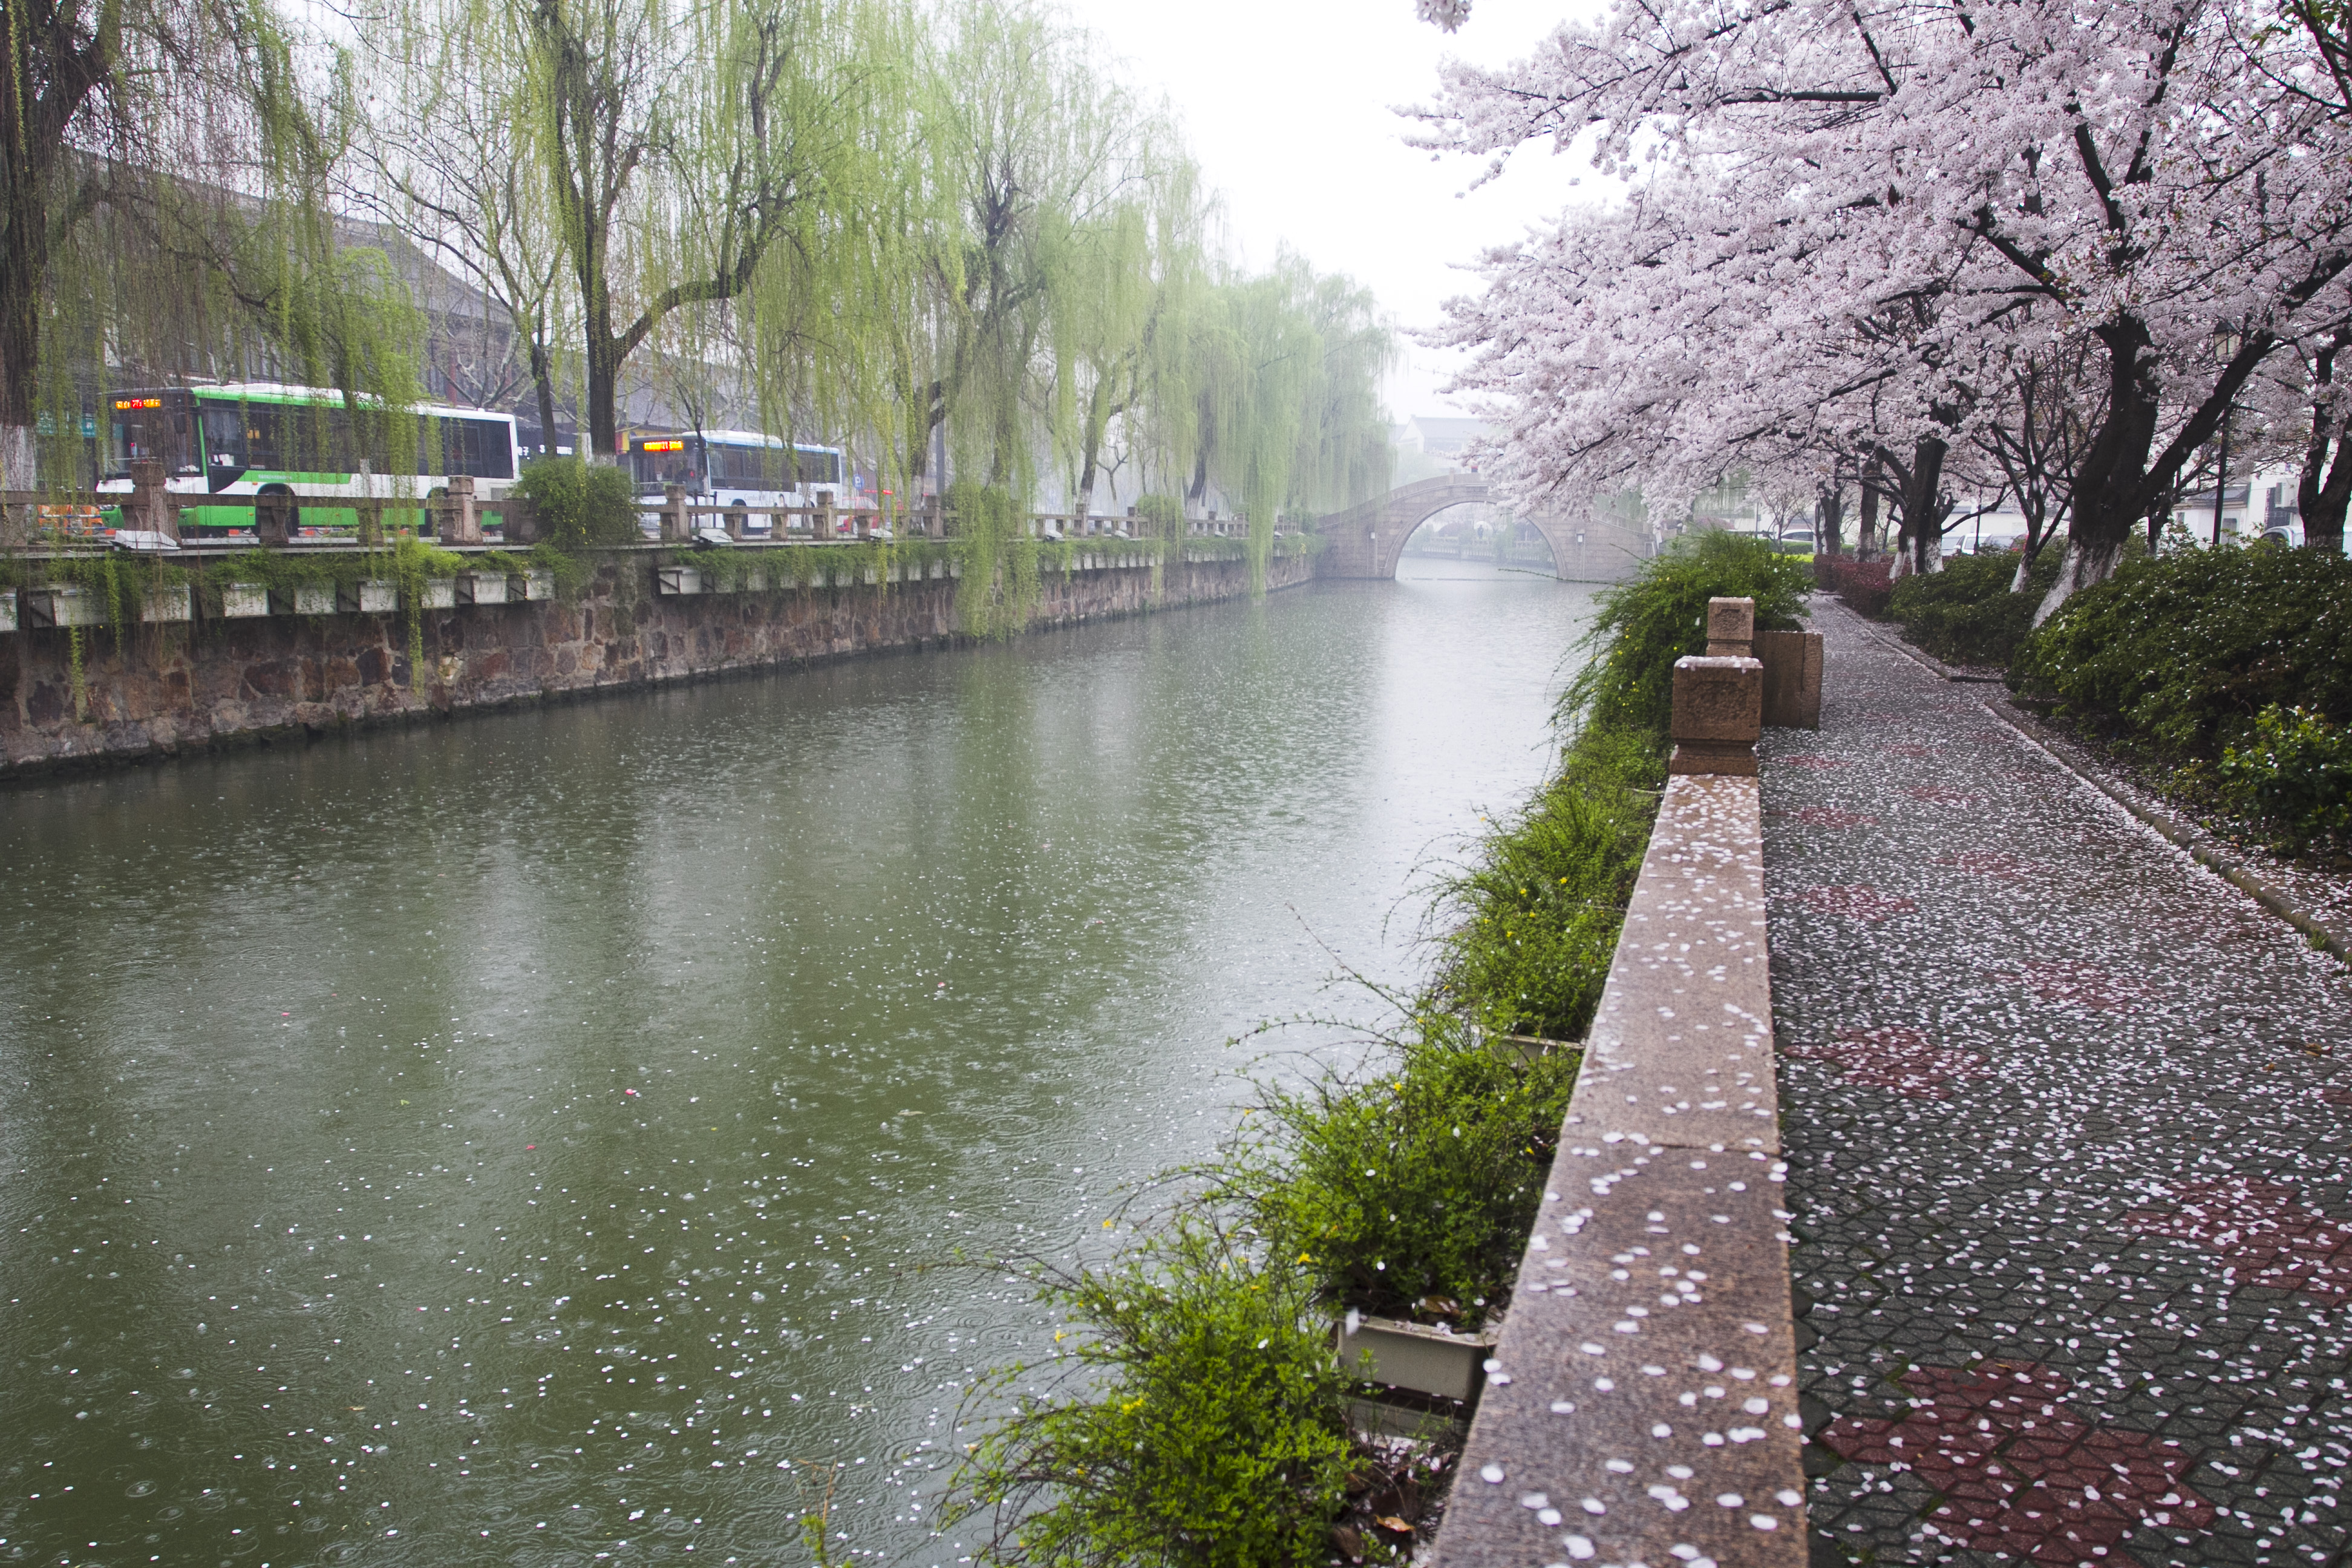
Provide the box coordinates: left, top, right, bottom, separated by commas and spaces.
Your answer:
0, 549, 1311, 776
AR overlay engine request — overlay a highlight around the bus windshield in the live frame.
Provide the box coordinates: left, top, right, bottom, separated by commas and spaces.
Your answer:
630, 438, 700, 492
104, 394, 195, 479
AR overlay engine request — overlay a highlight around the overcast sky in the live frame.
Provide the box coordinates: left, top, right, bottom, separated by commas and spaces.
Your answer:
1056, 0, 1597, 425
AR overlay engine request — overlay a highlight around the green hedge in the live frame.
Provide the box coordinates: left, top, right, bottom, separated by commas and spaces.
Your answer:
2214, 704, 2352, 850
515, 457, 641, 548
2013, 543, 2352, 755
1887, 547, 2061, 668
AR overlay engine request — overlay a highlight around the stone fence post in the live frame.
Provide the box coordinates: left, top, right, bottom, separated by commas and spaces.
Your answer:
440, 475, 483, 545
1756, 630, 1824, 730
1706, 593, 1756, 656
255, 486, 294, 547
128, 459, 180, 543
662, 483, 690, 543
1670, 652, 1764, 775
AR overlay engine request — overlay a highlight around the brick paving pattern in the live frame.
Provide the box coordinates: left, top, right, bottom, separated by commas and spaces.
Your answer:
1763, 601, 2352, 1567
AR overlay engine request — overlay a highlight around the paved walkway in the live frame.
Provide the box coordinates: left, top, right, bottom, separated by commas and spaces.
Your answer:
1763, 601, 2352, 1567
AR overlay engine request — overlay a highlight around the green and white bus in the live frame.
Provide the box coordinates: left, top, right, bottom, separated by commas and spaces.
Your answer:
97, 382, 521, 537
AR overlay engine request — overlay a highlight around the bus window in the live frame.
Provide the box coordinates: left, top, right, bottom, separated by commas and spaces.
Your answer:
468, 418, 515, 479
200, 408, 246, 472
711, 442, 769, 485
441, 417, 514, 480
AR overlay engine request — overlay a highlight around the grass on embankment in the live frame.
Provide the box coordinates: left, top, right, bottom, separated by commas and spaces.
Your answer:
941, 534, 1812, 1568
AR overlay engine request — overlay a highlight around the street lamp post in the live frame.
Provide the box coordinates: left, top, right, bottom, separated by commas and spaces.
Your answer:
2213, 327, 2241, 548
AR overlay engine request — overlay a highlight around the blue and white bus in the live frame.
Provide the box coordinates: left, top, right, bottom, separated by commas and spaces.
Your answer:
626, 430, 846, 536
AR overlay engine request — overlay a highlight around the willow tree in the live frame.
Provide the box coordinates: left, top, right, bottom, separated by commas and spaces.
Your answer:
2, 0, 417, 488
1055, 157, 1210, 518
1165, 253, 1394, 584
364, 0, 577, 446
512, 0, 916, 460
916, 0, 1169, 497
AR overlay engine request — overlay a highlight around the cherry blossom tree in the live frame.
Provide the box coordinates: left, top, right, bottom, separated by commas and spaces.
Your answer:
1417, 0, 2352, 616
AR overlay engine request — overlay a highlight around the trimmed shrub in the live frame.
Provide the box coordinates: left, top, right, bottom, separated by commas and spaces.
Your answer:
1133, 492, 1185, 534
2012, 543, 2352, 756
1887, 547, 2061, 668
1820, 554, 1892, 618
2215, 705, 2352, 849
514, 457, 640, 549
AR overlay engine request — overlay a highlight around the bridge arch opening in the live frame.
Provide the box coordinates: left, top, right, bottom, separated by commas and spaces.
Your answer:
1310, 473, 1647, 582
1397, 502, 1558, 572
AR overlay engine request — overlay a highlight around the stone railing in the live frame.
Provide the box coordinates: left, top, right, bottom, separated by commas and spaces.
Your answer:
1432, 599, 1818, 1568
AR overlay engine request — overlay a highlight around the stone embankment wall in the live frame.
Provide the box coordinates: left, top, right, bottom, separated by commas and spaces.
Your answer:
0, 550, 1310, 776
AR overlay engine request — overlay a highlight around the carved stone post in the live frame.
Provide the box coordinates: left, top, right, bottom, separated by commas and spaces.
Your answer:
662, 483, 690, 543
1668, 655, 1765, 776
1756, 629, 1825, 730
129, 459, 180, 543
256, 489, 295, 547
1705, 595, 1756, 656
440, 475, 483, 545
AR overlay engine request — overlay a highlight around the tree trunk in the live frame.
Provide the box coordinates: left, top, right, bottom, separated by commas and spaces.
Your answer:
2036, 317, 2164, 626
1817, 483, 1844, 557
0, 424, 33, 541
1859, 452, 1882, 560
2300, 336, 2351, 556
1904, 437, 1947, 577
585, 295, 620, 463
529, 333, 560, 459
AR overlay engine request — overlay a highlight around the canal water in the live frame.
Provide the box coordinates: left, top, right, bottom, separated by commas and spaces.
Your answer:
1, 561, 1599, 1568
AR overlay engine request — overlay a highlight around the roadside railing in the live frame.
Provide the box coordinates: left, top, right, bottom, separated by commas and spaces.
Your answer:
0, 466, 1214, 550
1431, 599, 1820, 1568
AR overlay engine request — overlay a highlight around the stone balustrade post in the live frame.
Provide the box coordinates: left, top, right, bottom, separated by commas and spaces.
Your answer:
255, 486, 295, 547
128, 459, 180, 543
662, 483, 690, 543
440, 475, 483, 545
1669, 653, 1764, 775
1706, 594, 1756, 656
1756, 629, 1826, 730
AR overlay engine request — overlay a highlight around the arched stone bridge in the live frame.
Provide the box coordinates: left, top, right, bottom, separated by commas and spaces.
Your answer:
1308, 473, 1650, 581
